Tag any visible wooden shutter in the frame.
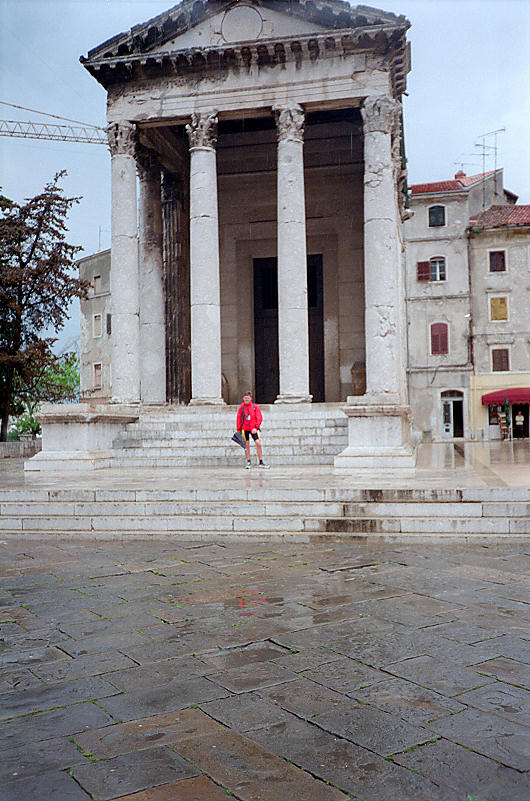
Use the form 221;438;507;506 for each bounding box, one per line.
489;251;506;272
431;323;448;354
492;349;509;371
417;261;430;281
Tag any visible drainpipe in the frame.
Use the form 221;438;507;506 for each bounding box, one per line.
403;218;411;404
466;226;477;438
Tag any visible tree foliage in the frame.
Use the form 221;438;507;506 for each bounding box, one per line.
0;172;88;440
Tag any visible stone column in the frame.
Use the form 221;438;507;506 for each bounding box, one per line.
362;95;406;401
185;111;224;405
335;96;415;469
107;121;140;404
137;147;166;404
273;103;312;403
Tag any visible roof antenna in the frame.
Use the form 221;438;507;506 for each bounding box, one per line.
474;127;506;208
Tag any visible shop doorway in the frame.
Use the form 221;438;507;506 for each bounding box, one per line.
253;255;324;403
441;390;464;438
513;404;529;438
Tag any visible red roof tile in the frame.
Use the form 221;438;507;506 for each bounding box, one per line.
410;170;498;195
469;204;530;228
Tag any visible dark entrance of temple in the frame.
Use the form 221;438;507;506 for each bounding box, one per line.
253;255;324;404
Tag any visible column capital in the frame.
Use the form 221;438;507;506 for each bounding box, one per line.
186;111;218;149
273;102;305;143
107;121;137;157
361;96;401;134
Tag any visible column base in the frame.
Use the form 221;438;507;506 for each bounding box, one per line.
188;397;226;406
275;394;313;404
334;399;417;469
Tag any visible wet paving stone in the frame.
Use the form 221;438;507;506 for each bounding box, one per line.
74;708;223;760
1;538;528;800
71;746;199;800
301;656;391;692
102;654;212;691
393;737;529;801
172;726;349;801
0;701;114;750
248;714;458;801
473;656;530;689
201;692;294;732
348;676;466;724
385;654;496;696
111;775;232;801
206;661;297;694
0;675;120;720
455;680;530;726
100;675;230;722
428;707;530;770
1;769;92;801
0;735;85;781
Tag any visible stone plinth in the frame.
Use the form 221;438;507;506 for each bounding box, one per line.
25;404;139;471
334;398;417;469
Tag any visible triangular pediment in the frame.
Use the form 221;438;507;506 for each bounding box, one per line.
86;1;408;60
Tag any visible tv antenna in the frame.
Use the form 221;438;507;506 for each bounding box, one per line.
474;127;506;207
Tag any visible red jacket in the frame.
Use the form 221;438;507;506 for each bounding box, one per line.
237;402;263;432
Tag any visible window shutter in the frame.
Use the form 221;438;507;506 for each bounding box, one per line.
492;349;509;372
489;251;506;272
431;323;448;355
417;261;430;281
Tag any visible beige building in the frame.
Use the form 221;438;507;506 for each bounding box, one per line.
78;250;111;400
405;170;514;440
30;1;418;470
468;204;530;440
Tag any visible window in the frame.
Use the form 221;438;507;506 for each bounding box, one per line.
489;251;506;272
93;363;102;388
489;295;508;321
417;258;446;282
430;323;449;355
93;275;102;294
430;257;446;281
428;205;445;227
488;405;501;425
93;314;102;338
491;348;509;372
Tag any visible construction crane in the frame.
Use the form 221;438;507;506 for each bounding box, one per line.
0;101;107;145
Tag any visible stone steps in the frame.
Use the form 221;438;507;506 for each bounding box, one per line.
2;488;527;540
110;404;349;467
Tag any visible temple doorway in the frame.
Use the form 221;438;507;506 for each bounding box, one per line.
253;255;324;403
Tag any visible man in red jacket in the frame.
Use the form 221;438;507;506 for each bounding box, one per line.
236;391;270;469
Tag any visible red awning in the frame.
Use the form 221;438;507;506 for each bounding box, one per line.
482;388;530;405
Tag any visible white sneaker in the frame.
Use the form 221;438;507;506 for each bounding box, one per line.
258;461;270;469
246;461;252;469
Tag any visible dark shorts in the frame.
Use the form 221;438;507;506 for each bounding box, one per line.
242;430;260;442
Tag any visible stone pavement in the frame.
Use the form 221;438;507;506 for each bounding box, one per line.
1;538;528;800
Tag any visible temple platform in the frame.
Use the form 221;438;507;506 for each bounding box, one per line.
2;441;528;542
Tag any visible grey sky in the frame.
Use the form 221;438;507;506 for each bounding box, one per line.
1;0;529;348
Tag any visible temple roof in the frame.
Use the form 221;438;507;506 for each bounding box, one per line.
81;1;410;94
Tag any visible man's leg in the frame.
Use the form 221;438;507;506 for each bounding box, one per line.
244;435;251;467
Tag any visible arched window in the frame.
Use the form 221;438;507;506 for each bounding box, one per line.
428;205;446;227
431;323;448;355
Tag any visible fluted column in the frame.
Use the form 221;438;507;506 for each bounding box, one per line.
107;121;140;403
137;147;166;404
186;111;224;405
273;103;311;403
361;95;406;402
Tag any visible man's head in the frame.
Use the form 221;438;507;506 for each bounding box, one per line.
242;391;252;404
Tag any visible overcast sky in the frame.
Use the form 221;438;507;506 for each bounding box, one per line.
1;0;529;348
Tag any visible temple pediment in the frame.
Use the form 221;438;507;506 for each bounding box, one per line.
84;1;408;60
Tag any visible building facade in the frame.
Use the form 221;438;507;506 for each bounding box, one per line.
468;205;530;440
405;170;513;440
41;0;415;471
78;250;112;400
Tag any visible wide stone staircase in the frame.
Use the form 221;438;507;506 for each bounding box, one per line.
110;404;349;467
2;486;527;541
